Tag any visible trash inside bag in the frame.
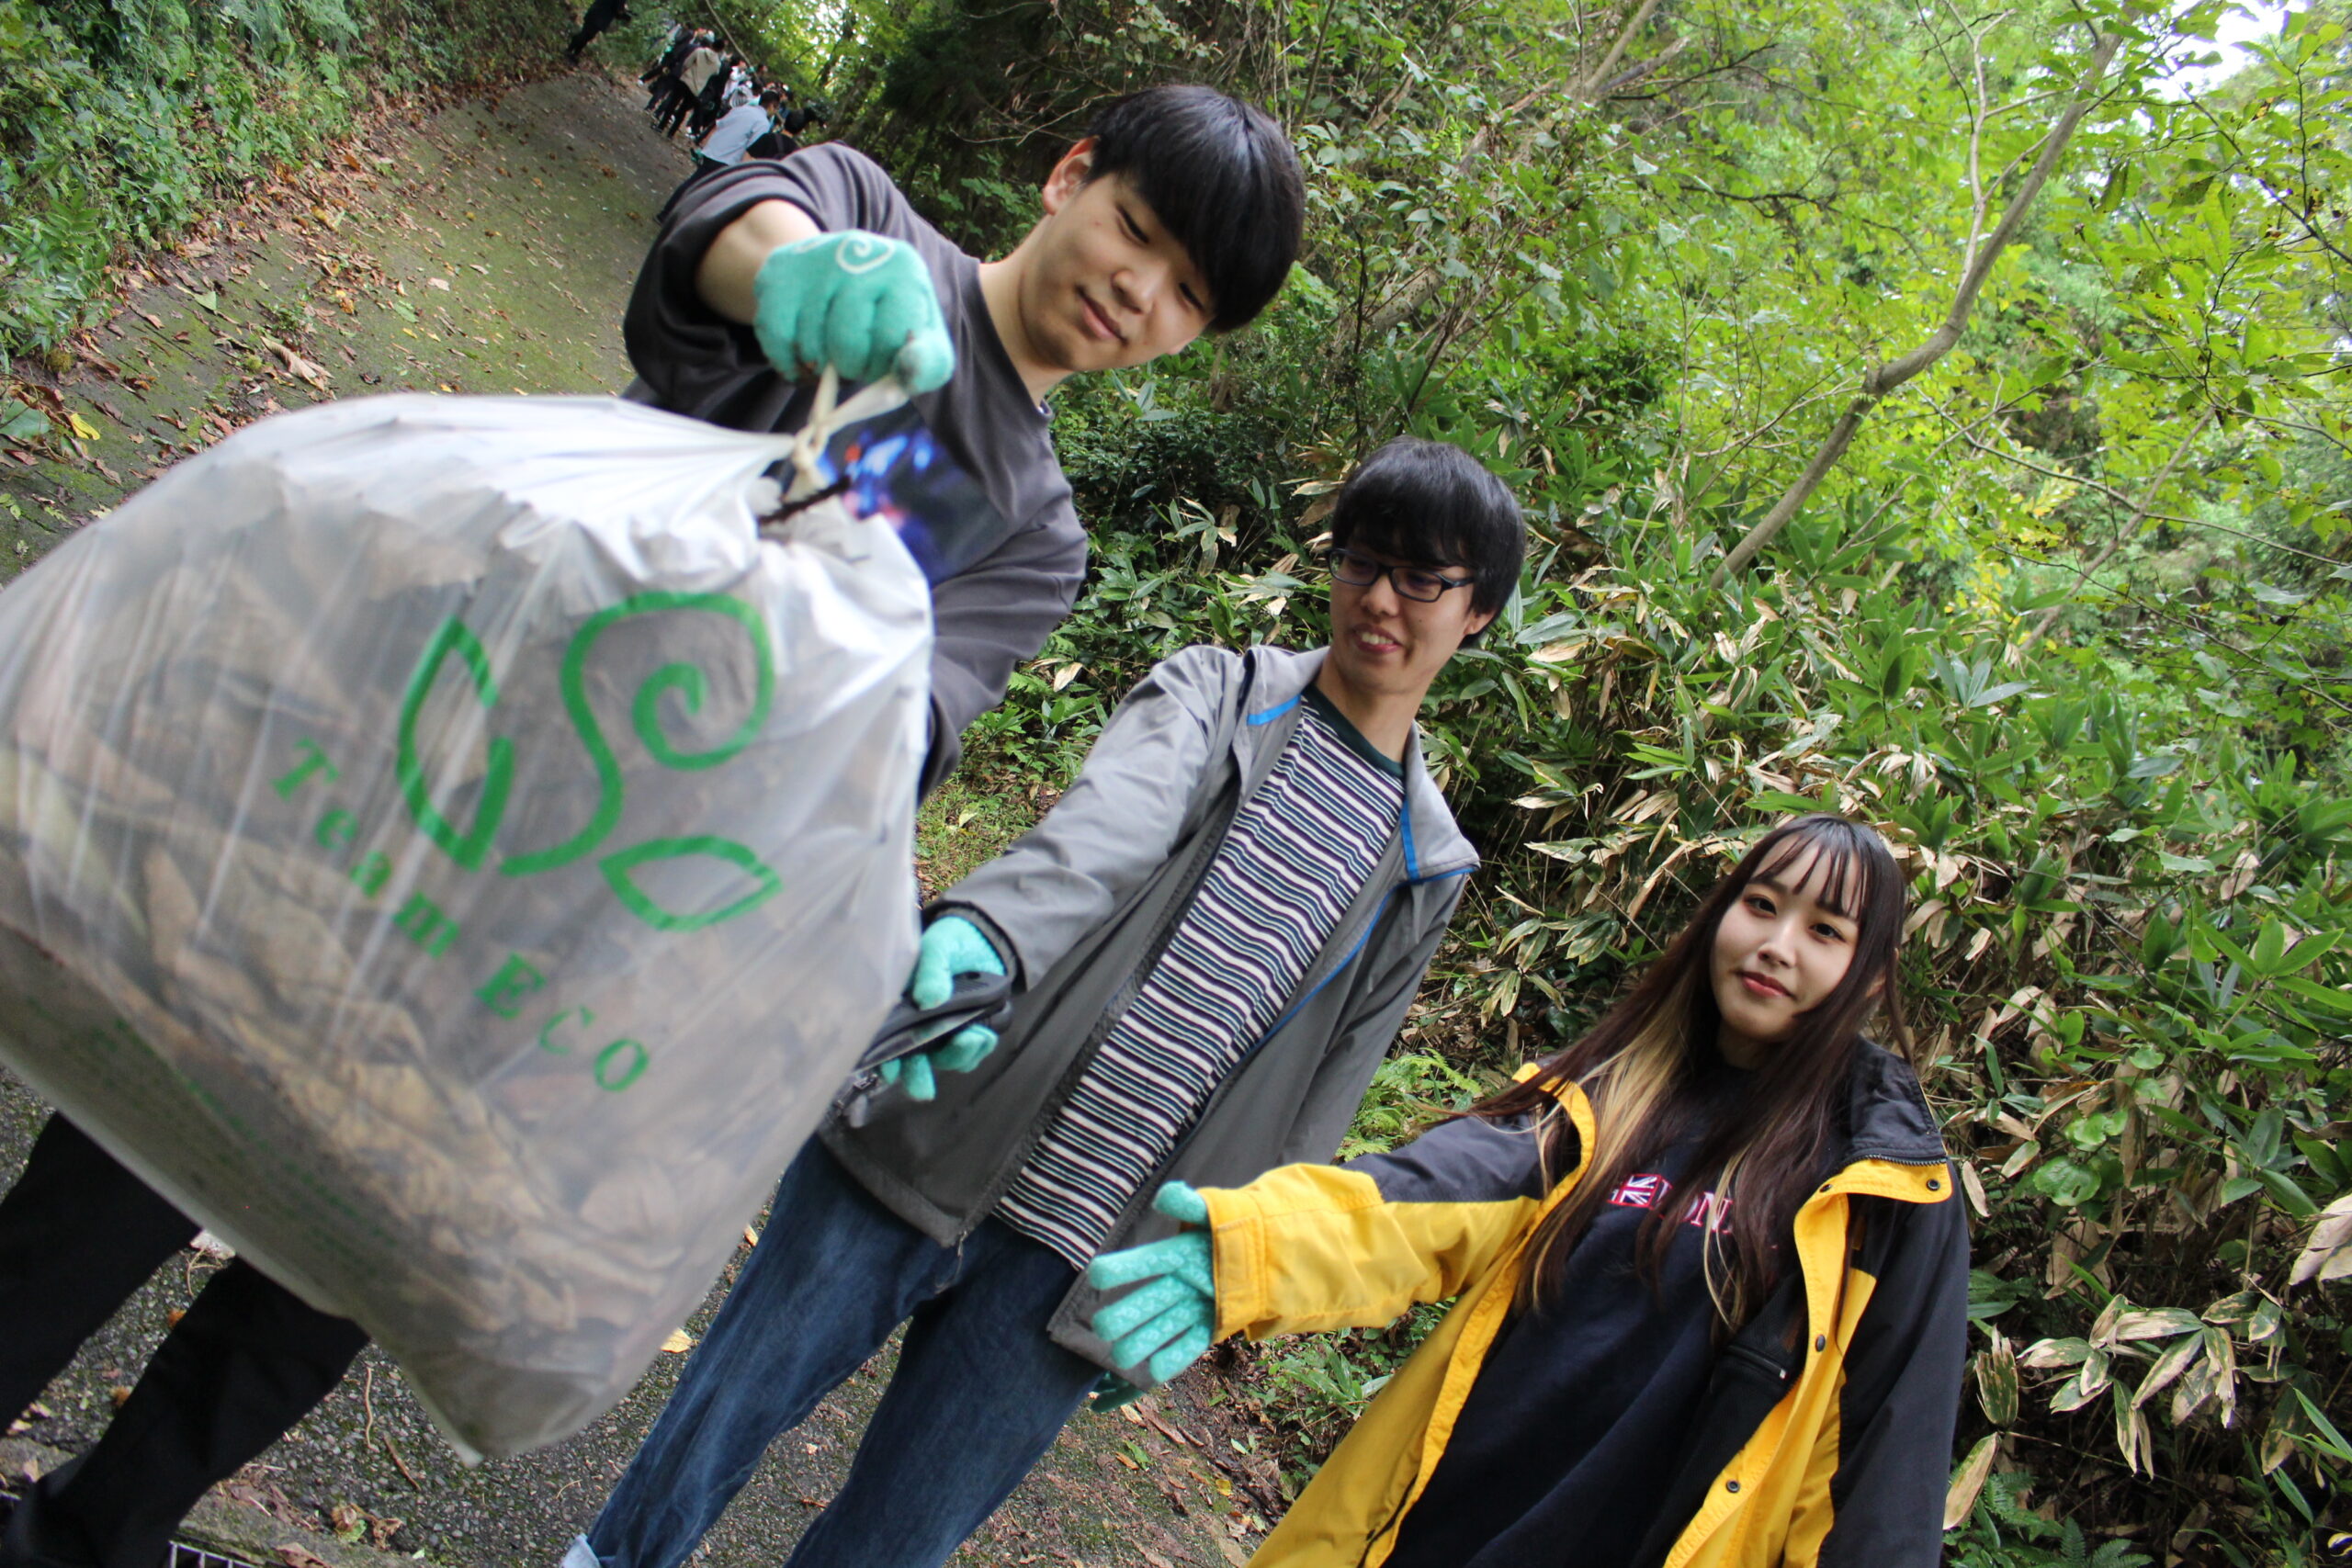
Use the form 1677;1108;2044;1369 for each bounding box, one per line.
0;382;930;1457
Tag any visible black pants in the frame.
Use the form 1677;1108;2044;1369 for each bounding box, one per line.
0;1116;368;1568
654;79;701;136
566;0;626;60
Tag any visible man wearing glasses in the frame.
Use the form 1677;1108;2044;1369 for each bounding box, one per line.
567;436;1522;1568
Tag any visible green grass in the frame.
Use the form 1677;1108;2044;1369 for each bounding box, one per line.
914;753;1047;897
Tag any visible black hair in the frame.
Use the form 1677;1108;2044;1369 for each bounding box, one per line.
1327;437;1525;629
1083;85;1304;333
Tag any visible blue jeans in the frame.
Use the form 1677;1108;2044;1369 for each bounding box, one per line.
579;1143;1101;1568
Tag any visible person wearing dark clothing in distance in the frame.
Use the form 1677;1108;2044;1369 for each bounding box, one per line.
643;25;695;108
565;0;631;62
656;37;720;136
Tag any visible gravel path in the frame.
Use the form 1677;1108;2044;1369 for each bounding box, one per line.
0;64;1252;1568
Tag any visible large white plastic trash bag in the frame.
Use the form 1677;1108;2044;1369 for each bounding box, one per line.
0;383;931;1456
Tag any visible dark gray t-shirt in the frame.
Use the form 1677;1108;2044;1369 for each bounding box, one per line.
622;144;1087;792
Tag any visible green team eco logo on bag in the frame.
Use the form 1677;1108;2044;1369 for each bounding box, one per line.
266;592;787;1094
395;592;785;931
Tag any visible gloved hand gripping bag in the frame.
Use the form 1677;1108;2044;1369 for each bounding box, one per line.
0;389;931;1458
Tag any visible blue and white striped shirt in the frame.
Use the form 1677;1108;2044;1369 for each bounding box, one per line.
996;688;1402;1268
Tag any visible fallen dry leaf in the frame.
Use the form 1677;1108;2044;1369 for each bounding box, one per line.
259;336;333;392
661;1328;695;1353
277;1548;333;1568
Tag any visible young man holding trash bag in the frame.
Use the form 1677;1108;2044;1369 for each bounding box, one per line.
0;85;1301;1568
625;81;1302;794
566;436;1525;1568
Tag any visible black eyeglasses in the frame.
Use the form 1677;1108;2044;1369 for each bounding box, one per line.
1327;547;1475;604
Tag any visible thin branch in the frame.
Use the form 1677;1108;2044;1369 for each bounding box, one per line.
2020;411;2211;649
1925;409;2345;567
1975;536;2352;720
1713;28;2125;582
1580;0;1667;96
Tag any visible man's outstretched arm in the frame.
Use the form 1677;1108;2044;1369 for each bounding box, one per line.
695;199;819;321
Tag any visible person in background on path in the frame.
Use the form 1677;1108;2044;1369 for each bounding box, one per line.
566;437;1521;1568
698;84;781;170
640;20;685;76
564;0;631;62
0;84;1303;1568
743;104;805;163
685;51;735;141
656;34;720;136
658;85;780;221
643;24;696;110
723;58;761;109
1087;814;1971;1568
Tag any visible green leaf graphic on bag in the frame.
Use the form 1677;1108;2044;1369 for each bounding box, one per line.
396;617;514;870
600;836;784;931
395;593;783;931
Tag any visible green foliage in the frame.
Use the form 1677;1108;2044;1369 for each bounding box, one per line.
0;0;577;363
1251;1303;1448;1483
1337;1049;1491;1161
1950;1468;2154;1568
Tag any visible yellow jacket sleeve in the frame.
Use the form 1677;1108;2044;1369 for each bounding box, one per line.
1201;1111;1560;1340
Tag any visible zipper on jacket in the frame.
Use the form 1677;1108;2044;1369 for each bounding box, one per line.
1721;1342;1793;1385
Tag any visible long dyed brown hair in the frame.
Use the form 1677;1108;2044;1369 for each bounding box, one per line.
1479;814;1911;1331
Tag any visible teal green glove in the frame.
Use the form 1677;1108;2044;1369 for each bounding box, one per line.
879;914;1006;1101
1087;1182;1216;1383
752;231;955;393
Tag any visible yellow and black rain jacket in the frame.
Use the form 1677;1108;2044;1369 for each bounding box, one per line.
1199;1042;1968;1568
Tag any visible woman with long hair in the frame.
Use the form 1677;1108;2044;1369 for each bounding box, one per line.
1086;814;1969;1566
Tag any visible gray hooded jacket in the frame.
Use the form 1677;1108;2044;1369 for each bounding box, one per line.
821;643;1477;1376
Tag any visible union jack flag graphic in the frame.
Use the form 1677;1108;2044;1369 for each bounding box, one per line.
1608;1173;1671;1209
1605;1172;1734;1234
